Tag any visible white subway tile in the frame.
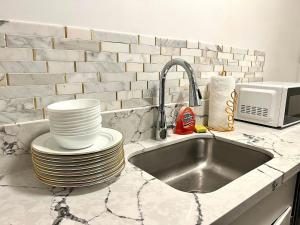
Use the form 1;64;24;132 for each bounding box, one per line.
257;56;265;62
56;83;82;95
101;42;129;53
239;61;251;67
151;55;171;64
191;64;213;72
130;44;160;54
0;85;55;99
0;33;5;47
241;66;249;72
54;38;99;51
84;82;130;93
131;81;147;90
205;51;218;58
199;42;222;51
76;62;125;73
0;48;33;61
48;61;74;73
35;49;84;61
231;47;248;55
181;48;202;56
248;66;263;72
0;109;43;124
118;53;150;63
0;61;47;73
218;52;233;60
101;101;121;111
139;35;155;46
66;73;98;83
224;65;241;72
137;72;159;81
156;37;186;48
0;73;7;85
0;20;65;37
76;92;116;102
92;30;138;44
214;65;224;72
35;95;74;109
86;51;117;62
231;72;245;78
8;73;65;85
234;54;244;60
195;57;210;64
66;26;91;40
172;55;194;64
117;90;142;100
122;98;153;109
201;72;219;78
101;72;136;82
228;60;239;66
144;63;176;72
245;55;256;61
161;47;180;56
187;40;198;49
6;34;52;48
126;63;143;72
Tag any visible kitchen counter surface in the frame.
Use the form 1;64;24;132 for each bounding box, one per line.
1;121;300;225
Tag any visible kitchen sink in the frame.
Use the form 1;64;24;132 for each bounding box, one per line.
129;138;273;193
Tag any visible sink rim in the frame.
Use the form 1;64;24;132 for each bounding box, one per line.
127;135;275;195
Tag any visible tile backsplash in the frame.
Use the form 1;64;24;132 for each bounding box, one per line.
0;19;265;156
0;20;265;126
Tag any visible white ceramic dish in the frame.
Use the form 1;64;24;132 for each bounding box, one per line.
48;109;100;119
47;99;100;113
51;126;101;137
32;128;123;155
53;131;99;149
50;125;101;135
50;117;102;128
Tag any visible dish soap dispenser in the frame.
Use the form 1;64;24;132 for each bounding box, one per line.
174;107;195;135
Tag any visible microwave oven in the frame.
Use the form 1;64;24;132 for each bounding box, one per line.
235;82;300;128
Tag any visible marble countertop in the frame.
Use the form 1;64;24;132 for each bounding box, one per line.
1;121;300;225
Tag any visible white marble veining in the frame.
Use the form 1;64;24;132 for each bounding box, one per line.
1;121;300;225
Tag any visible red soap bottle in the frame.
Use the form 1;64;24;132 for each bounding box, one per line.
174;107;196;135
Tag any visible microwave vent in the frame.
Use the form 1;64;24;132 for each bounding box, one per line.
240;104;269;118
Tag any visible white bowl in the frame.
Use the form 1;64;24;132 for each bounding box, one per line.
53;131;99;149
47;99;100;113
50;116;102;128
48;109;100;120
50;123;101;134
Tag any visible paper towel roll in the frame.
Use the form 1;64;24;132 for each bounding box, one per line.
208;76;236;131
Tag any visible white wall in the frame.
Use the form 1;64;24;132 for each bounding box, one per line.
1;0;300;81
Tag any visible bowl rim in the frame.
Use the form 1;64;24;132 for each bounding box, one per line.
47;99;100;112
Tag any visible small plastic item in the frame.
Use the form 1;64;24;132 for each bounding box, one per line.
174;107;196;135
194;124;207;133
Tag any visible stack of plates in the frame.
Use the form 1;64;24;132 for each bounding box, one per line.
47;99;102;149
31;128;124;187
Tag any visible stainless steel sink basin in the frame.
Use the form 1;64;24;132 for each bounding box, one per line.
129;138;272;193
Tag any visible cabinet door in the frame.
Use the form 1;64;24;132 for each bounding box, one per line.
273;207;292;225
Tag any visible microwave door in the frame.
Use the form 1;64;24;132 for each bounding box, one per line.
284;88;300;126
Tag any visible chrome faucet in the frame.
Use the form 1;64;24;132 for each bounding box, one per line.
156;59;202;140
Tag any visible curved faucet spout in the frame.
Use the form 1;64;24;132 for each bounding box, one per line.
156;59;202;140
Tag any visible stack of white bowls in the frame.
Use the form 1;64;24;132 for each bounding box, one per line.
47;99;101;149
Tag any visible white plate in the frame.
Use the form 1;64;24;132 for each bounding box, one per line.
32;128;123;155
